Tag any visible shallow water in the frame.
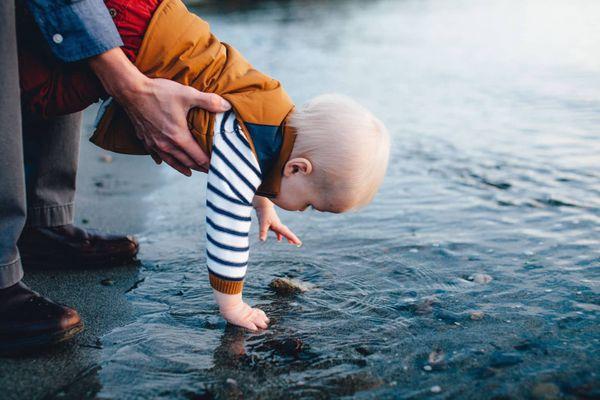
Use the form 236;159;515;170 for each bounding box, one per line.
93;1;599;398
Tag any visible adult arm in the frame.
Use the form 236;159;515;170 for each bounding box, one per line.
89;48;230;175
25;0;230;175
25;0;123;62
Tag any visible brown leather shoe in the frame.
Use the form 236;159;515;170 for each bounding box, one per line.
0;282;83;355
18;224;139;269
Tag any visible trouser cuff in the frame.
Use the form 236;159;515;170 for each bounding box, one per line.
26;203;74;228
0;258;24;289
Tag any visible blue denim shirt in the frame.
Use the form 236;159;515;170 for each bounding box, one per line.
26;0;123;62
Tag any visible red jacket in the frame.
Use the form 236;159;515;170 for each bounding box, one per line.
18;0;161;118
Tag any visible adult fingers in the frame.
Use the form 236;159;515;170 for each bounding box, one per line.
186;88;231;112
150;152;162;165
178;135;210;171
156;150;192;176
163;145;200;172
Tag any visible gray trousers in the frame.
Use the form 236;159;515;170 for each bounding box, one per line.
0;0;81;289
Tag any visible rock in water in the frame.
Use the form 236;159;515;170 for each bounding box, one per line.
428;348;446;366
269;277;313;295
531;382;561;400
100;278;114;286
468;273;493;284
470;311;485;320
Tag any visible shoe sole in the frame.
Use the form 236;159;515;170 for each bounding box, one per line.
0;321;84;356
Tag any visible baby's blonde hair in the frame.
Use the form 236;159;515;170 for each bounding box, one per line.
289;94;390;209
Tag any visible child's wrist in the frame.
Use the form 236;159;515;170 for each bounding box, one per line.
213;289;243;312
252;196;273;210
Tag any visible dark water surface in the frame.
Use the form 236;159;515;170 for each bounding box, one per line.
94;1;599;398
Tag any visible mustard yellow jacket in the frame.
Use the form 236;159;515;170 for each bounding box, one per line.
91;0;295;197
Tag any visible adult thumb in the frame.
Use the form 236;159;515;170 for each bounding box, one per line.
187;88;231;112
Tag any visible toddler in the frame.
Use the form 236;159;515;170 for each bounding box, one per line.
18;0;390;330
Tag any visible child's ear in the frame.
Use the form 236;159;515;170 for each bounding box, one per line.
283;158;313;176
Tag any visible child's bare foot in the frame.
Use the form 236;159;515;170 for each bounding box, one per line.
213;290;270;331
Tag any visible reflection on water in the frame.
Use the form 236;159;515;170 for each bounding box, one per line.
96;0;599;398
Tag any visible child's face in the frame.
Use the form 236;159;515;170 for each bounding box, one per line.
272;158;353;213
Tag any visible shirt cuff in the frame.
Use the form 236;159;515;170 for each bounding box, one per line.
27;0;124;62
208;270;245;295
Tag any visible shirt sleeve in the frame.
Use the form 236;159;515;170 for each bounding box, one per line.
206;111;263;295
25;0;123;62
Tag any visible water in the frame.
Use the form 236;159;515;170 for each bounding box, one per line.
93;1;599;398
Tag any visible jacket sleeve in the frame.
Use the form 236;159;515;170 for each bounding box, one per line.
205;111;263;295
25;0;123;62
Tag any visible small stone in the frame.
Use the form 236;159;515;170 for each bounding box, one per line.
423;365;432;371
225;378;237;386
99;154;113;163
94;181;104;188
468;273;493;284
430;385;442;393
100;279;114;286
269;277;313;295
411;297;439;315
223;378;242;398
355;345;374;356
264;338;305;357
531;382;561;400
409;248;419;253
428;349;445;366
81;218;89;224
470;311;485;320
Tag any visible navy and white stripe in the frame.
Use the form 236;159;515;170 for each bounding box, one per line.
206;111;262;283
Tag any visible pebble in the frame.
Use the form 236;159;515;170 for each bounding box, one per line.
269;277;313;295
100;278;114;286
265;338;304;357
430;385;442;393
468;273;493;284
428;349;445;366
423;365;432;371
411;297;439;315
470;311;485;320
81;218;89;224
531;382;561;400
99;154;113;163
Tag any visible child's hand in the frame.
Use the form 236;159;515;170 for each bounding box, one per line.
253;196;302;245
213;291;270;331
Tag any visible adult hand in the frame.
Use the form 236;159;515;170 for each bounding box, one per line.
89;48;231;176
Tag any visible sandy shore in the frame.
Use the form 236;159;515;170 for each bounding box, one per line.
0;108;160;400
